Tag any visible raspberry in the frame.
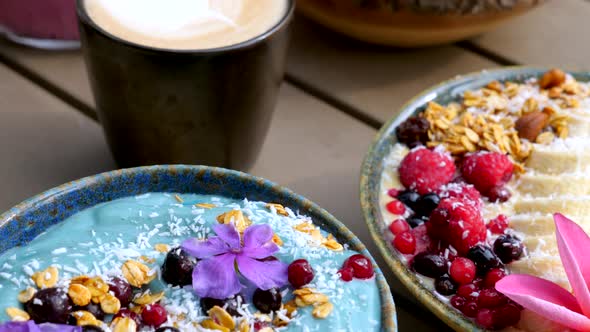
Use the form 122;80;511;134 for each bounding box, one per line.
393;231;416;254
461;152;514;195
389;219;410;235
449;257;476;285
437;183;482;208
427;197;486;255
487;214;509;234
399;148;456;195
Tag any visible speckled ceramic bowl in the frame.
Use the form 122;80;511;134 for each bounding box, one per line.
0;165;396;331
297;0;544;47
360;67;589;331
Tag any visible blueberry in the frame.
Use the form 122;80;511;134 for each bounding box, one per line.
200;294;244;317
487;186;512;203
26;287;72;324
162;247;197;286
407;216;426;228
414;193;440;217
395;116;430;147
467;245;504;276
155;328;181;332
73;302;105;321
411;252;448;278
252;288;282;314
435;274;457;296
108;277;132;307
494;235;524;264
82;326;104;332
397;190;421;210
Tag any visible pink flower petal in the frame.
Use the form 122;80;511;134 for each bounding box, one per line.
237;255;288;290
555;213;590;317
213;224;240;250
181;237;228;259
192;253;241;299
497;274;590;331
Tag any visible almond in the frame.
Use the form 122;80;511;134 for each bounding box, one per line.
539;68;566;89
515;111;549;141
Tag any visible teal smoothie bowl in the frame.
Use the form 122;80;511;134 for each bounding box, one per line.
360;67;587;332
0;165;396;331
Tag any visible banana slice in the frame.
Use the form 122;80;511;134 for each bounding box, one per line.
518;173;590;196
513;196;590;215
526;141;590;174
510;256;569;290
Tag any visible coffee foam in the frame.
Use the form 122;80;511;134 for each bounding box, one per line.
84;0;287;50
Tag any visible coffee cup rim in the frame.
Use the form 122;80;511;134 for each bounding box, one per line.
76;0;295;54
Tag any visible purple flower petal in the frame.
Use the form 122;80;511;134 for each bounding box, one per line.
192;253;241;299
213;224;240;250
237;255;288;290
242;242;279;259
243;224;274;249
0;322;81;332
181;237;228;259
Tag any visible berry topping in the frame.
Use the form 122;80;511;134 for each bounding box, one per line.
438;183;482;208
73;302;105;321
407;216;426;228
493;234;524;264
399;148;456;195
108;277;133;307
494;302;522;329
413;193;440;218
26;287;72;324
483;268;506;287
434;275;457;295
461;152;514;196
200;294;245;317
387;188;400;198
449;257;476;285
161;247;197;287
253;321;272;331
288;259;315;288
385;199;406;215
113;308;141;326
389;219;410;235
142;303;168;327
396;190;421;210
82;326;104;332
343;254;375;279
457;283;479;299
393;231;416;254
450;295;466;310
467;245;504;276
427;197;486;255
252;288;282;314
338;267;354;282
461;301;479;318
411;252;448;278
476;308;495;329
155;328;181;332
478;288;508;308
487;186;512;203
395;116;430;147
487;214;509;234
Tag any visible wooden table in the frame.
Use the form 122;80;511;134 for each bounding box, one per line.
0;1;581;330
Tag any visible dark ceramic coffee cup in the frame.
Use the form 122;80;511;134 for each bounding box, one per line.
76;1;294;169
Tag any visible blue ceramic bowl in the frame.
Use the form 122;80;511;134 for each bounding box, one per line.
0;165;396;331
360;67;581;331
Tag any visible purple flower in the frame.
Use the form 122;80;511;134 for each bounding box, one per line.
0;321;81;332
182;223;288;299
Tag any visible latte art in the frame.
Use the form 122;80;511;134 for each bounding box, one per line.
84;0;288;50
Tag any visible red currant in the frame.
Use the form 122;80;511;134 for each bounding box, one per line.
386;200;406;215
288;259;315;288
389;219;410;235
457;283;479;299
387;188;400;198
478;288;508;308
494;303;522;329
393;231;416;254
142;303;168;327
487;214;509;234
338;267;354;282
450;295;466;310
484;268;506;287
449;257;476;285
461;301;479;318
343;254;374;279
476;308;495;329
